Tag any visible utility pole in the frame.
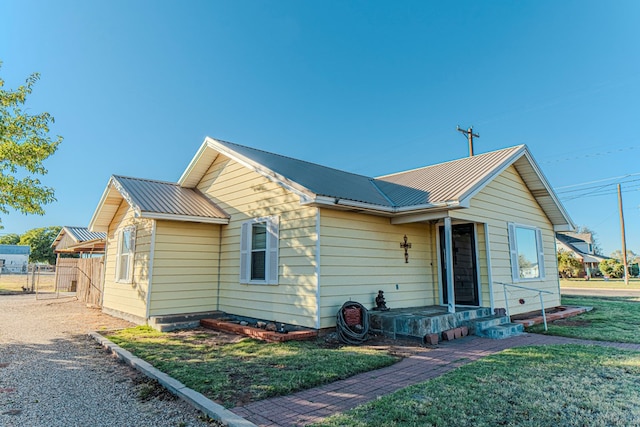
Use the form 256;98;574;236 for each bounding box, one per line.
618;183;629;285
457;126;479;157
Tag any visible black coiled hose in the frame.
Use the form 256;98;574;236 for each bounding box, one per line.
336;301;369;345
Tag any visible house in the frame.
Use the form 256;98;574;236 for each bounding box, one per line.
88;137;574;330
0;245;30;274
556;232;607;277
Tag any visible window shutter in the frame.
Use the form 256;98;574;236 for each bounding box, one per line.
536;228;545;279
507;223;519;281
267;216;279;284
239;221;250;283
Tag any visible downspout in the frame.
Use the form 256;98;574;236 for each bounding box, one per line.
484;223;495;314
145;220;157;321
315;208;321;330
216;225;223;311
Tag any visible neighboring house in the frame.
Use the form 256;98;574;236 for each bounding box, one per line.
51;226;107;303
0;245;30;274
89;137;574;329
556;232;607;277
52;226;106;257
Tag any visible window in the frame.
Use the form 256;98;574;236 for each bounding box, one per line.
240;216;279;284
508;223;545;281
116;226;136;283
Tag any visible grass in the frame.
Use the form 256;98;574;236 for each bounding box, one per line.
106;326;398;407
560;277;640;289
527;295;640;343
313;345;640;427
0;273;55;293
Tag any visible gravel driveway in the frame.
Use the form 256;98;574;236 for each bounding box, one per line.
0;294;212;427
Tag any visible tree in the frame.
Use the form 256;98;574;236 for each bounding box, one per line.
0;62;62;227
599;258;625;279
18;226;61;264
557;250;582;278
0;233;20;244
610;249;638;264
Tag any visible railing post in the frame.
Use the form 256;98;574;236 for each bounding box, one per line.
539;292;548;331
503;284;510;320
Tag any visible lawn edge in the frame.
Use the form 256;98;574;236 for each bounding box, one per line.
89;331;257;427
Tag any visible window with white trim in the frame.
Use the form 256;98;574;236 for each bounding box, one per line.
240;216;279;284
116;226;136;283
508;223;545;281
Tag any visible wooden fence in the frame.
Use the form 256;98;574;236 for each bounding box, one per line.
55;257;104;306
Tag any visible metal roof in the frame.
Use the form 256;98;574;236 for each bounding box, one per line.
65;227;105;242
89;176;230;232
0;245;30;255
177;137;574;229
200;139;393;207
376;146;524;206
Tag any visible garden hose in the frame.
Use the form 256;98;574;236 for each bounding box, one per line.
336;301;369;345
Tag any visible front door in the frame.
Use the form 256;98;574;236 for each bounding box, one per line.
439;223;479;306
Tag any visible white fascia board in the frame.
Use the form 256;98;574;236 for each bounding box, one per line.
521;150;576;230
88;178;119;232
205;137;316;201
140;211;230;225
307;196;459;219
554;224;575;232
177;140;211;187
391;210;451;225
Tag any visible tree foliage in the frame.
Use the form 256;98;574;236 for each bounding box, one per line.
0;62;62;227
610;249;638;264
0;233;20;244
18;226;61;264
599;258;625;279
557;250;583;278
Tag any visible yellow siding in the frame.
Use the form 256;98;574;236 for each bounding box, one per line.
148;220;220;316
102;201;152;322
319;209;434;328
197;155;319;328
451;165;561;315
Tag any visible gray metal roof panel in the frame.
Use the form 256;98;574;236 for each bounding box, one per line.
376;146;524;206
0;245;30;255
65;226;106;242
213;139;394;207
114;176;229;219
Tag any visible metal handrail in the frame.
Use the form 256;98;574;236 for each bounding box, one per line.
494;282;555;331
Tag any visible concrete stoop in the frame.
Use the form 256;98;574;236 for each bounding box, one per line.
471;314;524;338
148;311;225;332
369;306;493;341
368;306;525;341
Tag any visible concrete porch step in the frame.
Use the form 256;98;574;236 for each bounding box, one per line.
478;322;524;339
368;306;492;340
149;311;225;332
471;315;509;332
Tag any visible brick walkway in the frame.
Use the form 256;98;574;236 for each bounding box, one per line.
231;333;640;426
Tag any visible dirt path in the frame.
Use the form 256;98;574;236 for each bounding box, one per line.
0;294;211;427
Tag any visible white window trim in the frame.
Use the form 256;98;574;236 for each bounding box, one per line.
240;216;279;285
508;222;545;282
115;225;136;284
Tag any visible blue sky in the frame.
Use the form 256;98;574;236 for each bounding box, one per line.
1;0;639;256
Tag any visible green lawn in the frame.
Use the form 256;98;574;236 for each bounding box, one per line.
313;345;640;427
560;278;640;289
106;326;398;407
527;295;640;343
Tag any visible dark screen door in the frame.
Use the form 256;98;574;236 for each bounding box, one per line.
440;223;479;306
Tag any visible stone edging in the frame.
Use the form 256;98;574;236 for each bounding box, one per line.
89;332;257;427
